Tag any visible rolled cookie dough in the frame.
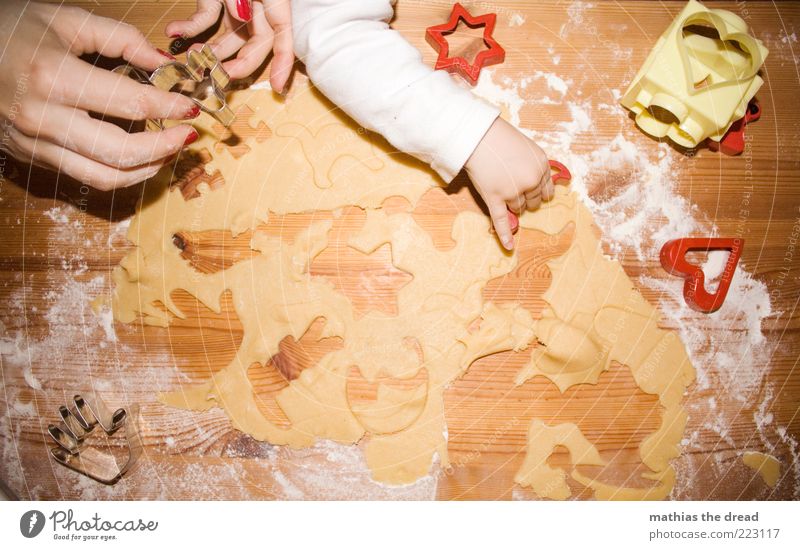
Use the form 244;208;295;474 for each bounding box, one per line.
112;82;695;496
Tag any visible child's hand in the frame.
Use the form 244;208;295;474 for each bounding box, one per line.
166;0;293;91
465;117;553;250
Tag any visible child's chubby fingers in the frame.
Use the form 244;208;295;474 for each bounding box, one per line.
526;192;543;211
524;184;543;209
165;0;224;38
506;193;526;215
487;199;515;251
541;178;556;202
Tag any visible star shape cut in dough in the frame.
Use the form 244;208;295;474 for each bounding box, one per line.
310;243;413;318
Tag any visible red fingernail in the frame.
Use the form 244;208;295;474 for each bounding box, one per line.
183;105;201;119
508;211;519;234
157;48;176;61
169;32;183;39
184;129;199;146
237;0;252;21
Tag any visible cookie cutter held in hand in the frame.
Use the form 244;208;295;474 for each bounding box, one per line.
48;395;142;484
113;44;234;130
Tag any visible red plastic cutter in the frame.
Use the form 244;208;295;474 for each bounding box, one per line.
425;3;505;86
707;100;761;156
507;160;573;234
659;237;744;313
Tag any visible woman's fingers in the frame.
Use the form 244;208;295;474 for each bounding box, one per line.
224;0;253;23
223;2;273;80
263;0;294;92
165;0;224;38
59;57;198;121
487;199;515;250
205;28;249;61
38;105;196;169
62;8;173;71
9;126;166;190
179;1;294;87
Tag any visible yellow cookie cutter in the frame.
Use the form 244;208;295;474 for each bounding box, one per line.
620;0;768;148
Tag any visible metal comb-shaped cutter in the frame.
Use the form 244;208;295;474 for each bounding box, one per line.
48;395;142;484
113;44;235;130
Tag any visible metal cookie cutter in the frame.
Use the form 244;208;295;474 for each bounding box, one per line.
48;395;142;484
659;237;744;313
113;44;235;131
425;3;505;86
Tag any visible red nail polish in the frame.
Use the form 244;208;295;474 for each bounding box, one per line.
169;32;183;39
157;48;176;61
184;129;199;146
184;105;201;119
237;0;252;21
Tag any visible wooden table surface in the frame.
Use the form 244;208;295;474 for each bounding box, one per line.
1;0;799;500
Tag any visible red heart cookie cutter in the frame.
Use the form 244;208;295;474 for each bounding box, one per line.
425;3;505;86
659;237;744;313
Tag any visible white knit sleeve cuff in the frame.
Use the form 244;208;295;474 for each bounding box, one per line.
429;97;500;183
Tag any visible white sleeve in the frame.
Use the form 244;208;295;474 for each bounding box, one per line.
291;0;500;183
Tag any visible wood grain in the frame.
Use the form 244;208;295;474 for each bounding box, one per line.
1;1;798;500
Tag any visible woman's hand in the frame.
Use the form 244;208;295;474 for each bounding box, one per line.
0;1;201;190
166;0;293;92
465;118;554;250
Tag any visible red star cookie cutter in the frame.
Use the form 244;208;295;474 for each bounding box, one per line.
425;3;506;86
707;100;761;156
507;160;573;234
659;237;744;313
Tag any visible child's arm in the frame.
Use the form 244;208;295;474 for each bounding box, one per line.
293;0;498;184
293;0;552;249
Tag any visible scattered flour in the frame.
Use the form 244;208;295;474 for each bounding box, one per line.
4;8;795;497
473;59;793;498
270;440;438;500
508;13;526;27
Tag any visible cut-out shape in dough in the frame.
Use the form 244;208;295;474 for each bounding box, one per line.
511;185;695;500
212;104;272;158
276;122;385;189
113;79;696;496
311;243;414;318
514;419;605;500
350;380;428;435
742;451;780;488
